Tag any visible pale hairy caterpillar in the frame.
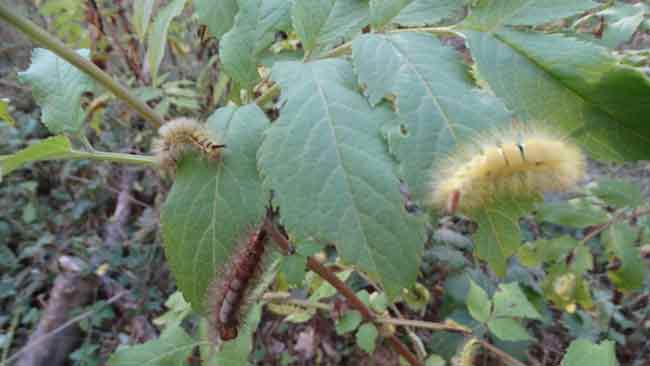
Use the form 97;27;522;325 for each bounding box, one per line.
452;337;481;366
207;228;268;342
430;126;585;213
152;118;225;170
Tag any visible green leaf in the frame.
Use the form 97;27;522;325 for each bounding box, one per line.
604;222;646;292
194;0;238;38
336;310;363;335
1;136;73;178
296;241;323;257
466;279;491;323
393;0;465;26
425;354;446;366
258;59;425;300
562;339;617;366
571;245;593;275
369;0;412;28
214;303;263;365
598;3;648;49
518;236;580;267
291;0;368;53
464;30;650;161
588;179;643;208
161;104;268;311
0;99;16;126
473;196;537;277
19;49;95;134
132;0;156;41
279;254;307;286
492;283;541;320
356;323;378;353
352;33;511;203
220;0;291;88
153;291;192;328
462;0;599;32
369;292;388;313
147;0;187;86
309;269;353;301
107;323;194;366
487;318;532;342
536;200;609;228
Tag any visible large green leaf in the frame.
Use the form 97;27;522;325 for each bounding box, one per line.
291;0;368;53
562;339;617;366
147;0;187;86
473;195;537;277
352;33;511;203
258;59;425;299
369;0;412;28
487;317;532;342
220;0;291;88
19;49;95;134
462;0;598;32
597;2;648;49
604;222;646;292
393;0;466;26
1;136;73;178
194;0;238;38
466;279;491;323
107;323;195;366
536;200;609;228
492;283;541;319
161;104;268;311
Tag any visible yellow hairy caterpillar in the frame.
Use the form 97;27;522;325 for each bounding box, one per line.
152;118;225;170
430;126;585;213
452;337;481;366
207;228;268;342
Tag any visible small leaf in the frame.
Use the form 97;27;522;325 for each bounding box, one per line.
536;200;609;228
1;136;73;178
425;354;446;366
161;104;267;310
292;0;368;53
220;0;291;88
194;0;238;38
309;269;353;302
473;195;538;277
369;292;388;313
0;99;16;126
604;222;646;292
598;3;648;49
570;246;593;275
296;241;323;257
279;255;307;286
562;339;617;366
19;49;95;134
466;279;491;323
356;323;378;354
492;283;541;320
589;179;643;208
107;323;194;366
147;0;187;86
336;310;363;335
487;318;532;342
132;0;156;41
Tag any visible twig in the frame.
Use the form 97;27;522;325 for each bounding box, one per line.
5;292;127;365
0;5;164;128
263;218;422;366
376;317;471;334
580;207;650;245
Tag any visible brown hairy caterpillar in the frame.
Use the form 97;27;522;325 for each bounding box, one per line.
207;228;268;342
152;118;225;170
452;337;481;366
430;125;585;213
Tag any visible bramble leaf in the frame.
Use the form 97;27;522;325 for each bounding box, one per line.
487;318;532;342
536;200;609;228
352;33;511;203
194;0;238;38
258;59;425;300
604;222;646;292
161;104;268;310
19;48;95;134
107;323;194;366
292;0;368;54
466;279;491;323
562;339;617;366
220;0;291;88
492;283;541;320
1;136;73;178
393;0;465;26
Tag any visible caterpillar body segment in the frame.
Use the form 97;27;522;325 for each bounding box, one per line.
152;118;225;171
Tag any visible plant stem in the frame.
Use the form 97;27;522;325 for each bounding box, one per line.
262;292;332;311
263;218;422;366
66;150;156;166
579;207;650;246
0;5;164;128
376;317;471;334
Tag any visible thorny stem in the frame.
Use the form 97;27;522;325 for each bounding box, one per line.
263;218;423;366
0;4;164;128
